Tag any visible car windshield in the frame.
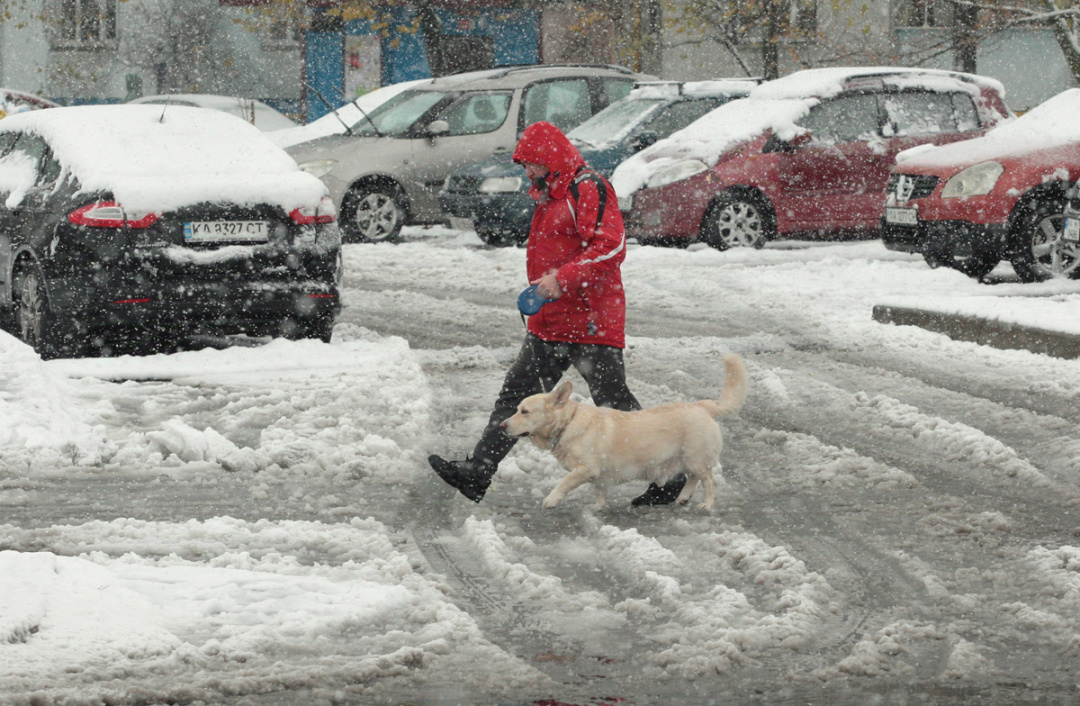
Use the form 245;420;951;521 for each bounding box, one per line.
569;99;665;147
350;90;449;136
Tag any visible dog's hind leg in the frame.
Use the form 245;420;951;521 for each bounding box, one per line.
683;467;716;511
543;468;595;509
675;473;700;507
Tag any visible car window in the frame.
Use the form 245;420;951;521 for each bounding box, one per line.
799;93;881;144
351;90;449;136
0;133;44;203
883;91;970;136
951;93;980;131
436;92;511;136
644;98;727;140
522;79;591;132
569;98;664;147
601;78;634;108
0;131;19;156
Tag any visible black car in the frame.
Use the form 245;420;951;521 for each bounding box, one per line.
0;104;342;358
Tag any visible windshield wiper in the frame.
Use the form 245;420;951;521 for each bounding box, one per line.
304;83;384;138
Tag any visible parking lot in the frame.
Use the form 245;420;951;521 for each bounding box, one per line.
3;229;1080;704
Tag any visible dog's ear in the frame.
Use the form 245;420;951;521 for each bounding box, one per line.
552;380;573;406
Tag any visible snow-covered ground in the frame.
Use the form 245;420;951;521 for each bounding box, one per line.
2;228;1079;705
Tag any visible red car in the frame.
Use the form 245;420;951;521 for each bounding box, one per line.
612;67;1011;249
882;88;1080;281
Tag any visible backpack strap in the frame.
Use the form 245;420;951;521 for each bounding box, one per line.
568;169;608;235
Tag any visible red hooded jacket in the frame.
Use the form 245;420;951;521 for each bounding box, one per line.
512;121;628;348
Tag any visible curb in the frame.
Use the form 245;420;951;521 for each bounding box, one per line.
872;305;1080;360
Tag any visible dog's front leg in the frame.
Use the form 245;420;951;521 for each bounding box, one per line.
543;468;594;509
589;483;608;511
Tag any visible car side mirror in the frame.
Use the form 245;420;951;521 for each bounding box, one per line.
427;120;450;136
632;131;659;151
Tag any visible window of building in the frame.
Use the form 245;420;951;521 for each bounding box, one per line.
897;0;953;27
51;0;117;50
263;8;304;50
791;0;817;36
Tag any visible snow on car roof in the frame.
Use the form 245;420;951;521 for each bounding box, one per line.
897;87;1080;168
611;67;1009;199
629;79;758;100
749;66;1003;101
0;104;327;213
611;96;812;198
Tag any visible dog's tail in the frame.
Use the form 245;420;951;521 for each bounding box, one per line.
698;353;748;418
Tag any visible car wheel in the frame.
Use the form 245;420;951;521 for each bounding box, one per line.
280;316;334;343
342;185;405;244
702;192;773;250
477;228;513;247
1008;193;1078;282
303;316;335;343
14;268;67;359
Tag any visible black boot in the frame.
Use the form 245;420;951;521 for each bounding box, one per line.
631;474;687;506
429;455;493;503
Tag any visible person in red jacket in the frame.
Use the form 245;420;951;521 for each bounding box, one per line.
428;121;685;506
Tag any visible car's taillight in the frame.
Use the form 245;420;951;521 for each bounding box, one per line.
290;196;337;225
68;201;159;229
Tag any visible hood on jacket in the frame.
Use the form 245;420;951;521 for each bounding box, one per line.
513;121;585;176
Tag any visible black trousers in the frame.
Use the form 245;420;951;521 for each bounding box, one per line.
471;333;640;471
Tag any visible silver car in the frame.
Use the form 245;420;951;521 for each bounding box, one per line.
287;64;651;243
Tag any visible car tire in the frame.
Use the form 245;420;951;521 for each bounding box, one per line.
701;192;774;250
303;316;335;343
14;267;72;359
1007;192;1079;282
341;185;405;244
477;228;513;247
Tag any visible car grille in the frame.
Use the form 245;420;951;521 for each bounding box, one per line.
445;174;484;193
888;173;939;202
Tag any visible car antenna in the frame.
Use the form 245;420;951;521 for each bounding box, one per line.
304;82;384;138
158;95;174;123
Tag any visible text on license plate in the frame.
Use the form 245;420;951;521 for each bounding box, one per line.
1065;218;1080;243
184;221;269;243
885;207;918;226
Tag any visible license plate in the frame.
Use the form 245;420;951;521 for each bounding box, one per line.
184;221;269;243
885;207;918;226
449;217;474;231
1065;217;1080;242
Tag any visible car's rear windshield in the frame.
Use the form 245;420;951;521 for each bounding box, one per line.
351;90;450;136
569;99;665;148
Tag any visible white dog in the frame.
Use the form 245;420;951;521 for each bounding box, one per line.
500;353;748;510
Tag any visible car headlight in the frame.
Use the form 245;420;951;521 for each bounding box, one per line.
941;161;1004;198
478;176;524;193
297;159;339;178
644;159;709;190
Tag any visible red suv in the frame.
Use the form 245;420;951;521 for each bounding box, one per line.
883;88;1080;281
612;67;1012;249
